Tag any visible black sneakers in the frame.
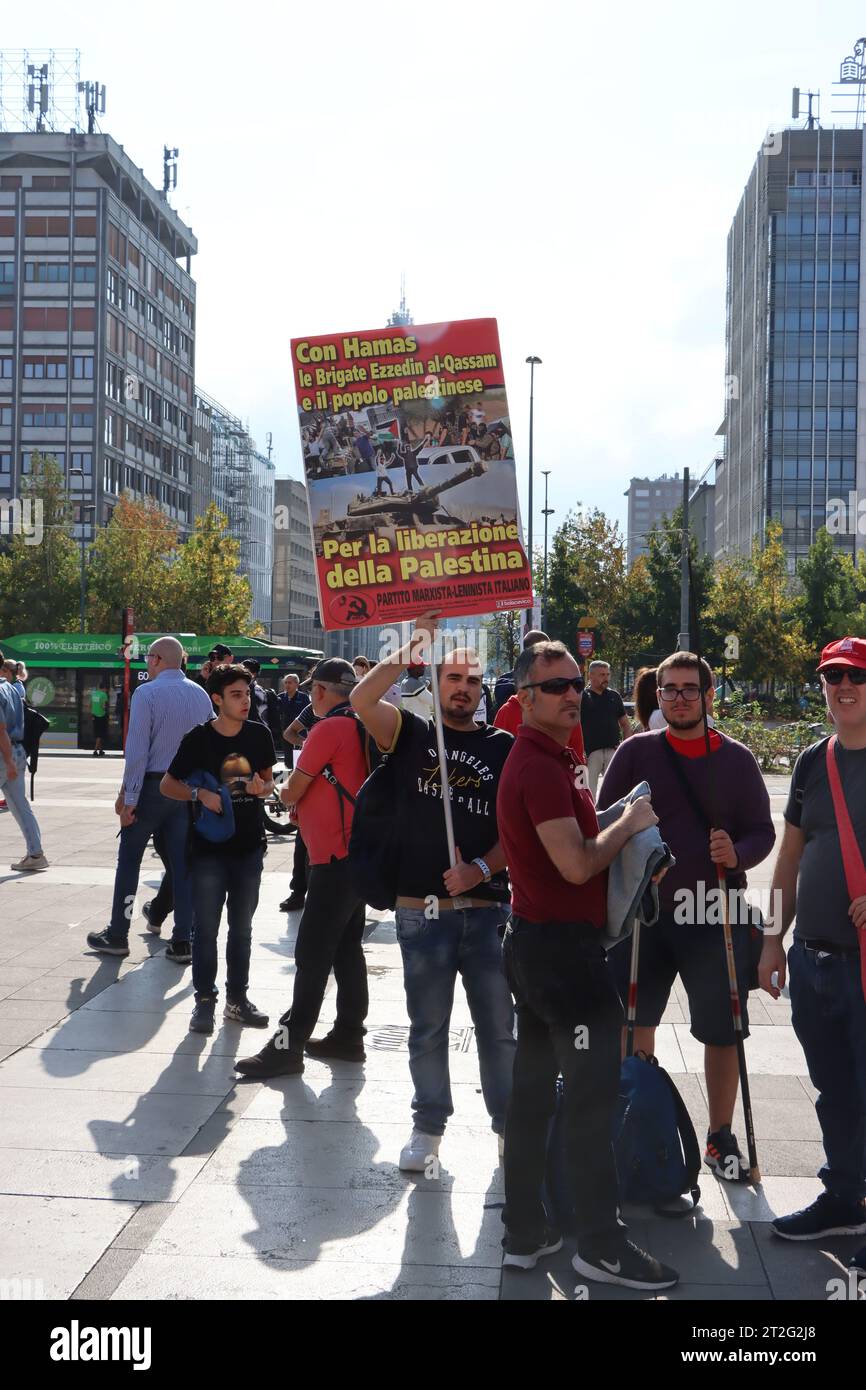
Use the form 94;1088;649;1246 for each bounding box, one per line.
279;894;305;913
502;1227;563;1271
224;998;270;1027
189;998;216;1034
305;1032;366;1062
705;1125;750;1183
235;1030;304;1077
142;901;162;936
772;1193;866;1240
86;929;129;957
165;940;192;964
572;1233;679;1290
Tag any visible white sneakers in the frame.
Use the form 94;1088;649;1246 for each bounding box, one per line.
399;1130;441;1172
398;1130;505;1171
11;852;49;872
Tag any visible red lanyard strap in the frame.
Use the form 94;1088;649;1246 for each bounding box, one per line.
825;736;866;900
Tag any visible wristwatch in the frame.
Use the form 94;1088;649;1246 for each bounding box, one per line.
472;856;492;883
188;786;199;802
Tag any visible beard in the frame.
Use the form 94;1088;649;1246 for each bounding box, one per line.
443;698;477;725
667;708;705;731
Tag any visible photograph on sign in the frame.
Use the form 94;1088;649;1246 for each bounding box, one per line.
291;318;532;628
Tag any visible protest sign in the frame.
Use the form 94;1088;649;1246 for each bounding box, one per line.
291;317;532;629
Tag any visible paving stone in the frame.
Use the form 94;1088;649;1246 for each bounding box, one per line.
0;1020;53;1046
109;1201;174;1250
0;1147;213;1202
111;1253;501;1301
197;1117;504;1195
0;1194;138;1299
749;1221;864;1300
0;999;69;1022
148;1183;504;1266
0;1084;223;1155
70;1247;142;1300
0;1044;242;1096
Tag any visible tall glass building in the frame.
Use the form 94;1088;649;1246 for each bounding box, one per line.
717;127;863;568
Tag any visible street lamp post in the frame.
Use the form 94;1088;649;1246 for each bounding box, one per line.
541;469;554;631
525;355;542;620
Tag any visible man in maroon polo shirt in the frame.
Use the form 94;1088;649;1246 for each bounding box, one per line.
497;640;679;1290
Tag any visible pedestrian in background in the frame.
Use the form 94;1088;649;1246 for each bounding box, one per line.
580;660;633;797
0;646;47;870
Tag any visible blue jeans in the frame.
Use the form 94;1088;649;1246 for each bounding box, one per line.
789;938;866;1203
0;744;42;858
191;846;264;1001
108;779;192;944
395;903;515;1136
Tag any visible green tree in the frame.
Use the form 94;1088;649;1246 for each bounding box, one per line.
86;494;180;633
635;507;717;660
483;609;521;672
707;521;811;689
0;452;80;633
169;503;258;635
796;528;859;653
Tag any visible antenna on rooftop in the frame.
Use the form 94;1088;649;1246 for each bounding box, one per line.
792;86;820;129
163;145;178;196
77;80;106;134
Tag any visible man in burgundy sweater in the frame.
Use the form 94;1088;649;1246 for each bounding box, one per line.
598;651;775;1184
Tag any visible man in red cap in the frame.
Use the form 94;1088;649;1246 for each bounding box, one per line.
761;638;866;1275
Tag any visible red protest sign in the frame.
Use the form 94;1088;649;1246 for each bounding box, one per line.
291;318;532;629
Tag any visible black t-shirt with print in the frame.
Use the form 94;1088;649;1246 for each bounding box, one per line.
785;736;866;947
168;719;275;856
390;710;513;902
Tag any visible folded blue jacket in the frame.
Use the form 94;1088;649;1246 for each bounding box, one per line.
596;780;675;949
184;769;235;843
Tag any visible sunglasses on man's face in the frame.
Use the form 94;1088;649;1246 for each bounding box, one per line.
523;676;585;695
822;666;866;685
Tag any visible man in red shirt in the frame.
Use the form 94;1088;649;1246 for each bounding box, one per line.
497;639;678;1290
236;658;369;1078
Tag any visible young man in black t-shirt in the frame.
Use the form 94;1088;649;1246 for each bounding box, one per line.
162;665;275;1035
761;638;866;1267
352;613;516;1172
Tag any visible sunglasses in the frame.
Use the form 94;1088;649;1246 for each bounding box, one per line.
523;676;585;695
821;666;866;685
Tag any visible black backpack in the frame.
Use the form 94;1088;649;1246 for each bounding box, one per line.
346;748;400;909
22;702;50;799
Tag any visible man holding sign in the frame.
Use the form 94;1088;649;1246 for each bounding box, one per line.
351;613;516;1172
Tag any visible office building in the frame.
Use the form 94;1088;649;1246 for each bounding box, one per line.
272;477;319;651
624;473;682;567
717;126;862;568
0;130;197;542
194;389;275;629
689;475;716;559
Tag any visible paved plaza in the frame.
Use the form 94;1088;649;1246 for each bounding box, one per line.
0;757;861;1302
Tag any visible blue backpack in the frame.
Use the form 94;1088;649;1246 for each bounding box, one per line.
545;1055;701;1231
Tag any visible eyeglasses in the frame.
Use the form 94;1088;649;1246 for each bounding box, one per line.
522;677;585;695
658;684;703;702
822;666;866;685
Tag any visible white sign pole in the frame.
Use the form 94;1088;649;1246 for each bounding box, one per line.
428;661;457;868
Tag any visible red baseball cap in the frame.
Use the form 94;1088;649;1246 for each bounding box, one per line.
817;637;866;672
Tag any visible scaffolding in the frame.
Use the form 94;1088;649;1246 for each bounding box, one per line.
0;49;83;133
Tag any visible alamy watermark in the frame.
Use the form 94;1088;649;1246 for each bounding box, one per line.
379;624;489;670
0;497;43;545
673;884;782;930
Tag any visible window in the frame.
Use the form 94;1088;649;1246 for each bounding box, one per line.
0;404;11;425
0;261;14;283
0;358;12;378
31;175;70;191
73;264;96;283
0;452;10;477
23;357;67;379
72;307;96;331
22;405;66;427
69;452;93;491
106;268;124;307
73;355;94;379
25;262;69;282
104;411;118;446
105;361;122;402
72;408;95;428
24;216;67;237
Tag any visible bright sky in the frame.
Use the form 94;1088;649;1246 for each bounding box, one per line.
5;3;866;542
